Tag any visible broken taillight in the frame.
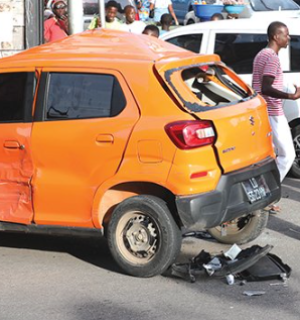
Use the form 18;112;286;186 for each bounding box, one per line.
165;120;215;150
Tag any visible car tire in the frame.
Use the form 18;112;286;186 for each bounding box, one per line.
107;195;182;277
207;211;268;245
290;125;300;178
186;19;195;25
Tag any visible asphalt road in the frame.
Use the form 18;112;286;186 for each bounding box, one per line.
0;177;299;320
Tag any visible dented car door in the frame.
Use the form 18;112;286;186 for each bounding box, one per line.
0;71;35;224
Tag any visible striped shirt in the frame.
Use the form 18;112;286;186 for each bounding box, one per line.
252;48;284;116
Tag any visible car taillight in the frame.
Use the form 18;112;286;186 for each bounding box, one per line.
165;120;215;149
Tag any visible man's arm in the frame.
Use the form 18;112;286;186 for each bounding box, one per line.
262;75;300;100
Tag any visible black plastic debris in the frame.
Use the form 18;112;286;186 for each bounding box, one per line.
170;244;291;284
182;231;215;241
238;250;291;282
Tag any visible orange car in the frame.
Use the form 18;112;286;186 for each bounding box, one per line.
0;29;280;277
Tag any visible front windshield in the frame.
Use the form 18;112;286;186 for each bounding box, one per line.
250;0;300;11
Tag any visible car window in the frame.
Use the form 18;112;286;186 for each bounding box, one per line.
214;33;268;74
290;36;300;72
0;72;34;122
180;65;249;108
165;34;203;54
45;73;126;120
249;0;299;11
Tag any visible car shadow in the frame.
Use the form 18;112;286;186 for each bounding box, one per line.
280;179;300;203
0;232;125;275
268;215;300;241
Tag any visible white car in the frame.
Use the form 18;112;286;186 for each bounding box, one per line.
160;18;300;177
183;0;300;25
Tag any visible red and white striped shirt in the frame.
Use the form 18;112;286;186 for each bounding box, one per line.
252;48;284;116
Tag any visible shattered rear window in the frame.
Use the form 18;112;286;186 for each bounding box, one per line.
165;63;254;112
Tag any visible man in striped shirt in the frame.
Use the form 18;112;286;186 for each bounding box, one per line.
253;21;300;213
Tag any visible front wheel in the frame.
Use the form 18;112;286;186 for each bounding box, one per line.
290;125;300;178
208;211;269;245
107;195;182;277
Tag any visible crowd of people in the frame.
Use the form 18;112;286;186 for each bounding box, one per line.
43;0;178;43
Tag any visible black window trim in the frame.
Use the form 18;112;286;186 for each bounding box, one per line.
0;72;35;124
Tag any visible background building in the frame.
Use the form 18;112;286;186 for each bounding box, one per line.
0;0;44;58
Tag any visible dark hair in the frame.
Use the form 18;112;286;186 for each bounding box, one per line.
106;0;119;9
210;13;223;20
267;21;287;40
124;5;135;12
161;13;172;25
143;25;160;37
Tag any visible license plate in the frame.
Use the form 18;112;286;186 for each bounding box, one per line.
242;176;270;204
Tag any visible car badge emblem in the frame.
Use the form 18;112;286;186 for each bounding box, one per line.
249;116;255;126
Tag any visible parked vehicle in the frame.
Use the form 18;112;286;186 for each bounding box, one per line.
0;29;280;277
161;18;300;178
180;0;300;25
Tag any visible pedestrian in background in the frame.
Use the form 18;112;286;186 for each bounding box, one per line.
142;24;159;37
252;21;300;213
159;13;172;35
123;5;146;34
44;0;69;43
210;13;224;21
149;0;178;25
104;0;124;30
135;0;151;22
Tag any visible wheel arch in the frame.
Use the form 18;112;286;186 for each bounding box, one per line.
93;182;182;232
289;118;300;129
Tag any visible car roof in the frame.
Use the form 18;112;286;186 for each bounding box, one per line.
1;29;195;68
161;18;300;40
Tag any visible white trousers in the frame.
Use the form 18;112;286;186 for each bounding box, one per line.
269;115;295;182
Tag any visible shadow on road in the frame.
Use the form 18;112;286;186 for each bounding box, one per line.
0;232;124;275
267;215;300;241
281;179;300;203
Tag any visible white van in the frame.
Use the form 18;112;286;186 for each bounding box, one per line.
183;0;300;25
160;18;300;177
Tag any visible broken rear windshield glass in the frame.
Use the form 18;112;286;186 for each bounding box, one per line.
165;64;253;112
249;0;299;11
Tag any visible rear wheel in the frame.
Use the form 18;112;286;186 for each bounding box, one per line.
107;195;182;277
290;125;300;178
208;210;268;245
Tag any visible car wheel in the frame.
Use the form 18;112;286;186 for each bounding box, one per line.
107;195;182;277
187;19;195;25
290;125;300;178
208;211;268;245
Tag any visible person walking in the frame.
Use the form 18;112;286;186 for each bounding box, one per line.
44;0;69;43
252;21;300;212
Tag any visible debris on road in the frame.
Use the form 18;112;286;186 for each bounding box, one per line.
243;291;266;297
170;244;291;285
182;231;215;241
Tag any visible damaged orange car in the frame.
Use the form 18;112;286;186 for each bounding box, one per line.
0;29;280;277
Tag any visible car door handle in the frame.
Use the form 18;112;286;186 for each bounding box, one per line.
4;140;25;150
96;134;114;144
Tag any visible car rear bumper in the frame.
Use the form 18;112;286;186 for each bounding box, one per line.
175;157;281;229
